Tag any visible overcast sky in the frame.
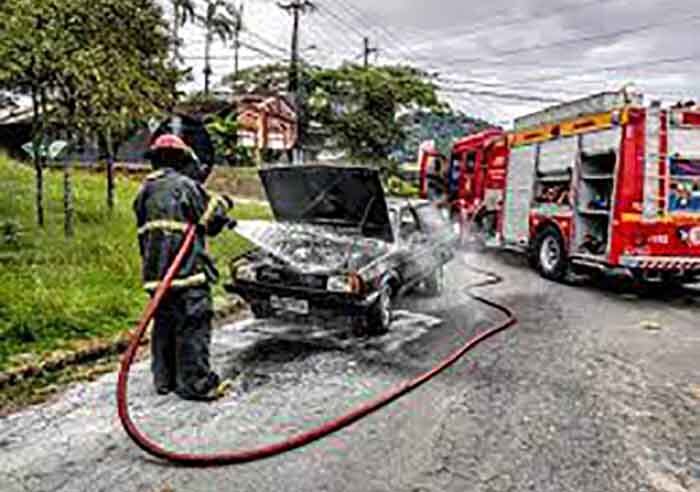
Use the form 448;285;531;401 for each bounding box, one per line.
174;0;700;127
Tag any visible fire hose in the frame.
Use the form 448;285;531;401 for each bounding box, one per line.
117;210;516;467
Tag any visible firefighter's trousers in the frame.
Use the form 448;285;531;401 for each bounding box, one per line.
151;286;220;400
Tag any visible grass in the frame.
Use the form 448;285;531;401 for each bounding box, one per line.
0;155;270;372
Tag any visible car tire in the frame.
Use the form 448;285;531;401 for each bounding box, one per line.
533;226;569;282
250;301;272;319
365;282;393;336
424;265;444;296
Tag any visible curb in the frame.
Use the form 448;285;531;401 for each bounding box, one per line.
0;297;246;391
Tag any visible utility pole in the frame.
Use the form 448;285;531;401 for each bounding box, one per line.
363;37;378;69
278;0;315;163
204;32;212;95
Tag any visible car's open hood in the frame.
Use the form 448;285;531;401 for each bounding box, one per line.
259;165;394;243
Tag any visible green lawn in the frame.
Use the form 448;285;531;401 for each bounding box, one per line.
0;156;269;371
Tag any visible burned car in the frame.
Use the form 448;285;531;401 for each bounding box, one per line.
225;165;456;334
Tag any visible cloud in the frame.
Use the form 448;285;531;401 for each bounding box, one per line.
173;0;700;123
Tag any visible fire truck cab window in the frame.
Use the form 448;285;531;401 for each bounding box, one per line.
449;153;462;196
450;153;461;174
429;156;442;175
466;152;476;172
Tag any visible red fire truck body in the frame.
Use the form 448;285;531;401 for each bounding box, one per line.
422;90;700;282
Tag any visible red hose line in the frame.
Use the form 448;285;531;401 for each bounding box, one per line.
117;222;516;467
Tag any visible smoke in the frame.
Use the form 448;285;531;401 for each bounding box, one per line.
235;220;392;274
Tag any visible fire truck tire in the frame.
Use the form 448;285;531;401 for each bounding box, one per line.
533;226;569;282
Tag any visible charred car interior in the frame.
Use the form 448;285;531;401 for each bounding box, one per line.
225;165;457;334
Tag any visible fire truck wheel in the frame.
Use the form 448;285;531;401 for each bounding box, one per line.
533;226;569;281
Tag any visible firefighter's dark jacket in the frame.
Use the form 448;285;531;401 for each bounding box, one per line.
133;168;233;293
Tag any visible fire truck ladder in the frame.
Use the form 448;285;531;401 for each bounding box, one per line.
643;104;670;220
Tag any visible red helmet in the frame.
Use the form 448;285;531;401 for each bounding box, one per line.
150;134;190;152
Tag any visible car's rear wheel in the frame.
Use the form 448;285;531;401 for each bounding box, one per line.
250;301;272;319
424;265;444;296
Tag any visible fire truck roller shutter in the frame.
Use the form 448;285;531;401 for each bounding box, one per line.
503;145;538;245
669;126;700;160
582;128;622;156
537;136;577;175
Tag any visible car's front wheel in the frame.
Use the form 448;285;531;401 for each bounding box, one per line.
250;301;273;319
364;282;393;336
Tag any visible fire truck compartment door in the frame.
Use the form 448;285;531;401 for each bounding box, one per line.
503;145;537;245
582;128;622;155
538;136;577;174
669;127;700;159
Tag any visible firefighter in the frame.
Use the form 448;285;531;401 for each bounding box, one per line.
134;134;235;401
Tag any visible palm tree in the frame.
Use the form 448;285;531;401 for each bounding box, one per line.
170;0;196;63
197;0;242;95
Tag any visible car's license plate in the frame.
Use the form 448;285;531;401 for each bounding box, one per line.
270;296;309;314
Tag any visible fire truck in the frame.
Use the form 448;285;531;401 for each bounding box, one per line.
420;88;700;284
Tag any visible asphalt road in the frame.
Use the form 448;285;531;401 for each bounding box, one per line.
1;251;698;492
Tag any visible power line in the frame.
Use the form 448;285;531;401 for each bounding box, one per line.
402;0;612;53
517;52;700;85
241;28;289;55
315;0;541;117
238;40;288;61
317;0;699;88
436;53;700;104
314;2;365;39
303;16;354;64
319;0;494;117
310;7;367;61
327;0;418;62
437;86;564;104
411;9;700;66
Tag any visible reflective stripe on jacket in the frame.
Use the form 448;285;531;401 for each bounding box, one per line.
133;168;232;292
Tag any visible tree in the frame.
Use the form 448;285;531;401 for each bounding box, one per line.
205;112;256;166
221;62;445;162
221;62;293;94
0;0;179;235
0;0;70;228
196;0;241;95
307;64;445;162
76;0;178;211
170;0;196;63
392;109;493;163
49;0;177;225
